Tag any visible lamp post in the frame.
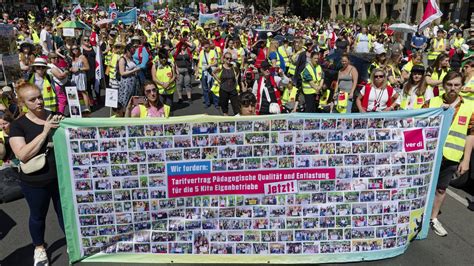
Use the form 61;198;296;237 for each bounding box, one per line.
320;0;324;20
352;0;356;20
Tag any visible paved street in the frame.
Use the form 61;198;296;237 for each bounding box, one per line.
1;90;474;266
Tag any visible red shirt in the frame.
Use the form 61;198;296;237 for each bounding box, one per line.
213;38;225;51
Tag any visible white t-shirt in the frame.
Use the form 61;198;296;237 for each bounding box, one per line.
40;29;53;55
48;63;68;86
355;33;370;53
360;85;392;112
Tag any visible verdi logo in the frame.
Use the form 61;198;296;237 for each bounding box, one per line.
403;128;424;152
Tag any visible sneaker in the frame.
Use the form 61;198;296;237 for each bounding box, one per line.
430;218;448;236
34;248;49;266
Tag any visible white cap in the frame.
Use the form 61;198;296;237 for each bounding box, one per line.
374;43;386;55
461;44;469;54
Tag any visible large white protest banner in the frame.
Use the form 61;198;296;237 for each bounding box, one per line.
53;109;453;264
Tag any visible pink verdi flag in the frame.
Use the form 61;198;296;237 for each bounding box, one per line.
418;0;443;30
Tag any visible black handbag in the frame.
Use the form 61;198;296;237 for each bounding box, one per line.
0;167;23;204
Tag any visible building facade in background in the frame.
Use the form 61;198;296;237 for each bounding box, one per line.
329;0;472;26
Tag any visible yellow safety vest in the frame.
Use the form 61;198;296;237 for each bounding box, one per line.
453;37;464;49
429;68;449;95
318;33;327;49
108;53;121;80
211;81;220;97
319;89;331;107
335;92;349;113
402;60;423;73
211;67;241;97
356;34;372;50
400;94;425;110
31;29;40;45
236;47;245;66
0;96;9;109
193;39;200;60
104;51;112;67
429;96;473;162
155;65;176;95
143;29;159;49
368;62;380;77
460;76;474;103
138;104;148;118
288;50;303;76
301;64;322;95
278;46;289;66
29;75;57;112
428;38;446;60
137;104;169;118
197;49;218;79
281;87;298;104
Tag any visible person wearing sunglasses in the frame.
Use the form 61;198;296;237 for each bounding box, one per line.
356;68;399;112
212;52;241;115
125;81;165;118
28;57;58;112
399;65;433;110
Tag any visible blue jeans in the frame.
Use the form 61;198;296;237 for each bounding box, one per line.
137;70;146;89
212;93;219;108
20;180;65;246
346;99;353;113
201;73;213;106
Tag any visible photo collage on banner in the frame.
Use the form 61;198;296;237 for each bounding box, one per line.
65;114;443;257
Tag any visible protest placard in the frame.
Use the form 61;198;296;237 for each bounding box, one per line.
65;86;82;118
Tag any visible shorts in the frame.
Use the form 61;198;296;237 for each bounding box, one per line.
437;160;458;190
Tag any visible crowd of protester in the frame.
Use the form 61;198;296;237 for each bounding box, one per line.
1;5;474;266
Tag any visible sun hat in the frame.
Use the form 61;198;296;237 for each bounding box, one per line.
30;58;49;68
